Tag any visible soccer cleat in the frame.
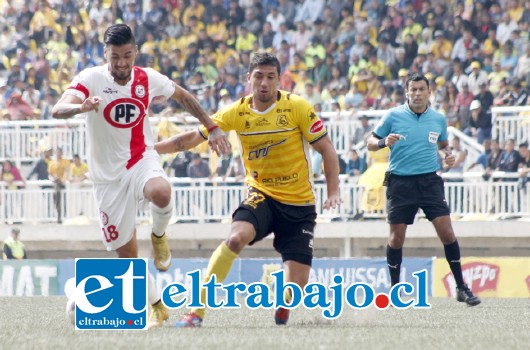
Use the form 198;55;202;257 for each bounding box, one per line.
456;284;481;306
175;313;203;328
274;307;290;325
148;302;169;329
151;233;172;271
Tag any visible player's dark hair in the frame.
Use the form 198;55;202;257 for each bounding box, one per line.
405;73;430;90
248;52;281;76
104;24;135;46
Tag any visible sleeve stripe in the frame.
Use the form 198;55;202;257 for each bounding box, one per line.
67;83;89;100
198;127;208;140
309;132;328;144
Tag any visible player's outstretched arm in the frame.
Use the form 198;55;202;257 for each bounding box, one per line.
52;94;102;119
155;129;205;154
312;136;343;210
171;84;230;155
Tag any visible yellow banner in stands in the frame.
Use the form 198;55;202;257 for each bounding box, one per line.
433;257;530;298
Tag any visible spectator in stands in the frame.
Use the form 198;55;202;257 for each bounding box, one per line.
1;160;25;221
143;0;165;34
467;62;489;95
496;13;518;46
277;0;295;27
69;154;88;183
451;29;477;62
216;89;232;110
40;91;57;120
187;152;211;178
242;8;262;36
351;115;372;147
1;160;25;190
28;147;53;183
488;59;510;95
258;21;275;49
2;228;26;260
506;80;529;106
498;139;521;174
467;100;492;144
227;0;245;28
295;0;325;23
454;82;474;131
483;138;505;181
518;141;530;190
450;60;469;92
235;25;257;53
169;152;193;178
224;153;245;181
514;45;530;86
444;136;467;177
346;149;366;176
6;92;35;121
467;138;492;171
499;42;518;75
272;23;290;52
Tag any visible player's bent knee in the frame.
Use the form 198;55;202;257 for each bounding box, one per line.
225;232;253;253
151;188;172;207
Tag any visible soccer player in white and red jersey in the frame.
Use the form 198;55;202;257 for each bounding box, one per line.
52;24;230;328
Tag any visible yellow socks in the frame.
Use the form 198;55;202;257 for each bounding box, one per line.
192;242;238;319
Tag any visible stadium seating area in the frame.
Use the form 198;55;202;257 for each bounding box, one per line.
0;0;529;223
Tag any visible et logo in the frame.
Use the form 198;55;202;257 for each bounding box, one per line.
103;98;146;129
74;258;148;330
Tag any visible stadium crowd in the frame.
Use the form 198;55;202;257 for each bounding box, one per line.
0;0;529;181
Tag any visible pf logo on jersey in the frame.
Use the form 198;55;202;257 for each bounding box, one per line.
103;98;146;129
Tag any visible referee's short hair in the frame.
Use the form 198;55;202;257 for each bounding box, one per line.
405;73;430;90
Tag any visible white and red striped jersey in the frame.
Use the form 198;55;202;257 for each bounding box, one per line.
64;65;175;183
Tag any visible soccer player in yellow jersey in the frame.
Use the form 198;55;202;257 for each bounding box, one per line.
155;52;342;327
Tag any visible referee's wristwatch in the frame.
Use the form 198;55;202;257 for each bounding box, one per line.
378;138;387;149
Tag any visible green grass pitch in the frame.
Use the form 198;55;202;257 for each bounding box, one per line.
1;297;528;350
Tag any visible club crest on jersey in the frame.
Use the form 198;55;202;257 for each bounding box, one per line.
276;115;288;127
99;210;109;226
135;85;146;98
103;98;146;129
309;120;324;134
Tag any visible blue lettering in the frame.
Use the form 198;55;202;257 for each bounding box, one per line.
223;282;246;308
322;275;344;319
272;270;302;309
390;282;414;308
303;283;330;309
413;269;431;308
345;283;374;309
246;283;273;309
161;283;187;308
204;274;224;309
187;270;204;308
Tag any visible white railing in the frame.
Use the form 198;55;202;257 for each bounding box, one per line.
2;107;529;173
0;173;528;224
491;106;530;145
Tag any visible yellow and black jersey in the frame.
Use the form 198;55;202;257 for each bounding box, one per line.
200;90;327;205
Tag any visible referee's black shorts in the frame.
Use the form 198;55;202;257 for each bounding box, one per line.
386;172;450;225
232;187;316;266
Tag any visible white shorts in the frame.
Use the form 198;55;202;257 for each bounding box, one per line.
93;154;169;251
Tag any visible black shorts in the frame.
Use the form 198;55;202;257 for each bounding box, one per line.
232;188;316;266
386;172;450;225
